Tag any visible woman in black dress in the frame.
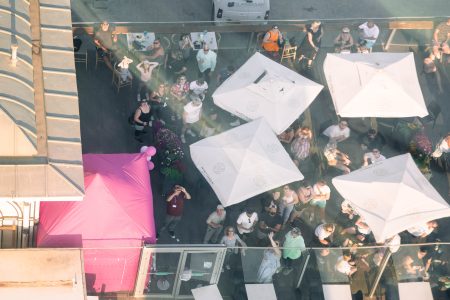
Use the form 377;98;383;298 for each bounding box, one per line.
299;21;323;69
133;101;152;142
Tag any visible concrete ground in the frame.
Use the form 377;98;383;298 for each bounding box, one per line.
71;0;450;23
75;27;450;299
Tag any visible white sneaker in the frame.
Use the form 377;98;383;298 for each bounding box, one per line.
186;129;196;137
230;120;240;127
180;134;186;143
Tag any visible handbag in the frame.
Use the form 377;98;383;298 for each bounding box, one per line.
128;112;136;125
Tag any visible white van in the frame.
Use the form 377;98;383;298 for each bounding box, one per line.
212;0;270;22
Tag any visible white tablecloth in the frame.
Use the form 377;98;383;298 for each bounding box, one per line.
126;32;155;51
190;32;218;50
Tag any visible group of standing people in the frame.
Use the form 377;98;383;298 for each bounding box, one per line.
130;43;217;144
261;20;380;69
92;21;220;145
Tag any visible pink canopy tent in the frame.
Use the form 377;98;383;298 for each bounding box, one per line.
37;153;156;293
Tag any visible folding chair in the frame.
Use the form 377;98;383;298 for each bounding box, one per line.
280;44;297;62
73;36;88;70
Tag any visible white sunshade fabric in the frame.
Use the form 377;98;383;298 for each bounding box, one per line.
213;52;323;134
323;52;428;118
398;282;433;300
332;153;450;243
191;284;223;300
190;118;304;207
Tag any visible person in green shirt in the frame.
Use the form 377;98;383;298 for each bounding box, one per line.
282;227;306;275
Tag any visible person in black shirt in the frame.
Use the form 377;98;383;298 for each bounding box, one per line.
359;128;386;151
166;49;188;83
262;189;282;214
133;101;151;143
256;207;282;245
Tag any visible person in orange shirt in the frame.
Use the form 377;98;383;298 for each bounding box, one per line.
262;26;284;54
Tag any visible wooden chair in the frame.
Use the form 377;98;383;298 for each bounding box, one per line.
160;36;171;51
111;63;132;94
74;50;88;70
171;33;181;48
95;49;113;69
280;44;297;63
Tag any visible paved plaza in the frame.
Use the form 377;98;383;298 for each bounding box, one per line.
73;19;450;297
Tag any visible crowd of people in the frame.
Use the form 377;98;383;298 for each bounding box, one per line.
90;18;450;293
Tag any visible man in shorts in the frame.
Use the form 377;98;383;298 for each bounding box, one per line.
94;20;117;70
309;180;331;224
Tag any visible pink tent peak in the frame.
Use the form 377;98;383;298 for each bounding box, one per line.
37;153;155;293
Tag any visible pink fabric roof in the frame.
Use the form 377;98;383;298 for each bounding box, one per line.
37;153;155;293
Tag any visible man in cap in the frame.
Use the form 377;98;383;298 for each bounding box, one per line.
203;205;227;244
282;227;306;275
334;26;354;53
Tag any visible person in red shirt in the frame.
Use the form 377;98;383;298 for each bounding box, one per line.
158;185;191;241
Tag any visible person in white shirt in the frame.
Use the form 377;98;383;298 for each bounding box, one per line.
203;205;226;244
310;180;331;224
236;208;258;241
315;223;335;246
323;142;352;174
335;251;357;276
189;77;208;100
180;96;202;143
358;20;379;49
363;148;386;166
432;134;450;158
407;221;438;240
322;120;350;143
196;44;217;83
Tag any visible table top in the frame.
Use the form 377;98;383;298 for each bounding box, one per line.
190;32;218;51
126;32;155;51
